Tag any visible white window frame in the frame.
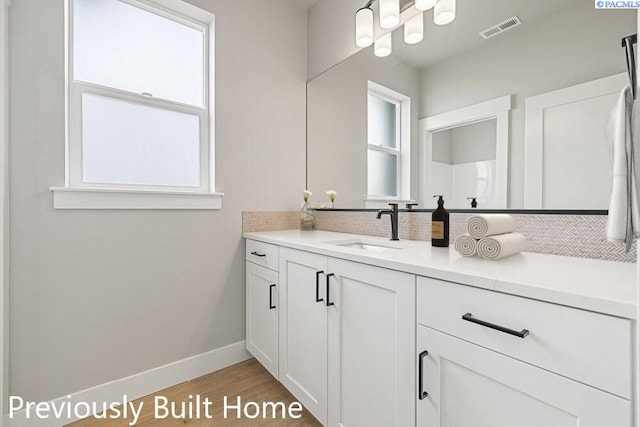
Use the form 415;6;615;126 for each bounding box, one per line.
365;81;412;208
52;0;222;209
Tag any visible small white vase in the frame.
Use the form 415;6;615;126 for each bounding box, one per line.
300;202;315;230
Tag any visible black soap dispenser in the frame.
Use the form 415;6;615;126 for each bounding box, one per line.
432;195;449;247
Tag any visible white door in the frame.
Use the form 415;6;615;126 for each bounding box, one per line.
417;326;632;427
524;73;627;209
246;262;279;378
328;258;416;427
279;248;328;425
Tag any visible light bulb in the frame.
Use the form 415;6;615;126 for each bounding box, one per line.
375;32;392;57
404;13;424;44
434;0;456;25
355;7;374;47
415;0;437;11
379;0;399;29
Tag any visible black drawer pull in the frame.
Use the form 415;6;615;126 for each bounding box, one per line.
269;284;276;309
418;350;429;400
462;313;529;339
326;273;335;307
250;251;266;257
315;271;324;303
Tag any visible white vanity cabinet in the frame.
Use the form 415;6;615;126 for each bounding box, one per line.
416;276;633;427
245;240;279;378
278;248;328;423
278;247;416;427
244;231;637;427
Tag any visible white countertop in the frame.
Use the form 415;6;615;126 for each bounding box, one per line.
243;230;638;319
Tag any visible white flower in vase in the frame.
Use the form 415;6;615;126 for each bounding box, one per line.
300;190;315;230
326;190;337;208
303;190;312;203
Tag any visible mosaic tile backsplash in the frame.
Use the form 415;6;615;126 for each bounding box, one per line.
242;211;301;233
242;211;636;263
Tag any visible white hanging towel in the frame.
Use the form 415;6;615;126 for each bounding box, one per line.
606;85;640;252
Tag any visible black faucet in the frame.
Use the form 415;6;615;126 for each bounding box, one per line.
377;203;399;241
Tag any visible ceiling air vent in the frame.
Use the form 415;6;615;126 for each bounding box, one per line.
479;16;522;40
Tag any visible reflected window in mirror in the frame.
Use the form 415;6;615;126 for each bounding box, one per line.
367;81;411;200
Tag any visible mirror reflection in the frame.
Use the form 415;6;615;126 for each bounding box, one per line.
306;0;635;209
432;119;497;209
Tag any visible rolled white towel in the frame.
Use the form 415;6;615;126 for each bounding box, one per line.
468;214;516;238
477;232;528;261
454;234;477;257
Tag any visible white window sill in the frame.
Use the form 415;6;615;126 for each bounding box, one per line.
50;187;224;210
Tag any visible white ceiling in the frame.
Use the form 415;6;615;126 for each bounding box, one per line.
392;0;579;69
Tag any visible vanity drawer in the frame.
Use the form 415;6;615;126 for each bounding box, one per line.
417;276;632;399
246;240;279;271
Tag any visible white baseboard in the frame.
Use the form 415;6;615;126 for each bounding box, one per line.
5;341;250;427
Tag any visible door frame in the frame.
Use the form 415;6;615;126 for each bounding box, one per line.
420;94;511;209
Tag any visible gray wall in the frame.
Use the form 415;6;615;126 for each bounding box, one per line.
450;120;497;164
432;119;496;165
308;0;362;79
420;1;635;207
432;132;452;164
9;0;307;401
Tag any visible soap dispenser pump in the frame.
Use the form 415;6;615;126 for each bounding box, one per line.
432;195;449;247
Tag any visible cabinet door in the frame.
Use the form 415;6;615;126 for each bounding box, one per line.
246;262;279;378
417;326;631;427
279;248;329;425
328;258;416;427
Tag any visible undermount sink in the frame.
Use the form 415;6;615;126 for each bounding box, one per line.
326;238;406;252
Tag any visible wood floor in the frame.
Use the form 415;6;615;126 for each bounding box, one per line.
68;358;321;426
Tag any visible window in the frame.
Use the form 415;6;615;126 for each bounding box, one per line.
53;0;220;209
366;81;411;203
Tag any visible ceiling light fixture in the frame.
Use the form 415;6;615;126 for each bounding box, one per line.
355;5;374;47
434;0;456;26
414;0;436;11
374;32;392;57
379;0;400;29
354;0;457;54
404;13;424;44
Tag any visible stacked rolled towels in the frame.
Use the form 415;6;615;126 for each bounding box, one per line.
454;214;528;260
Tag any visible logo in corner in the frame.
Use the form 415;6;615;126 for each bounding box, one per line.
595;0;640;8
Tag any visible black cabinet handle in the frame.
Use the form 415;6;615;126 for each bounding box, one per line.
269;284;276;309
326;273;335;307
250;251;266;258
315;271;324;303
418;350;429;400
462;313;529;339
